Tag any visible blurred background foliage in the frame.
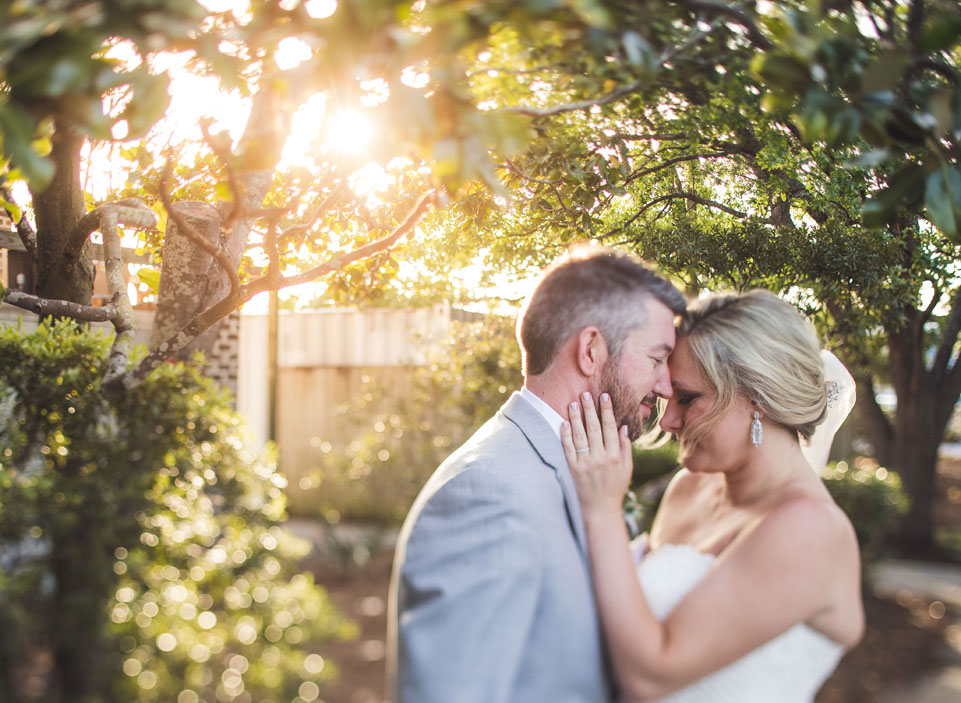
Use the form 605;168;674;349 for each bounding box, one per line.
312;313;522;526
0;320;353;703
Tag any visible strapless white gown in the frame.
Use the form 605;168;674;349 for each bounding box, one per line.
634;543;845;703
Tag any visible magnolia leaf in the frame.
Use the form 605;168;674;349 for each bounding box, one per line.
0;104;55;189
918;11;961;52
136;267;162;294
925;165;961;241
214;181;234;202
120;72;171;140
844;148;890;170
1;197;22;224
862;164;925;229
751;54;810;92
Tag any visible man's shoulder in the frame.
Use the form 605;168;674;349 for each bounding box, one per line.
435;409;540;483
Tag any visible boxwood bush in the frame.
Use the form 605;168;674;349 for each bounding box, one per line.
0;319;353;703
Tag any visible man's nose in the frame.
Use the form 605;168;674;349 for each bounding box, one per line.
654;365;673;399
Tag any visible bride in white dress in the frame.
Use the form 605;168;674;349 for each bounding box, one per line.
561;290;864;703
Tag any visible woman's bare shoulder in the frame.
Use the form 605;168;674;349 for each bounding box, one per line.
752;491;859;562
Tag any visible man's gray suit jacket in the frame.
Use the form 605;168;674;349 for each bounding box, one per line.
386;391;613;703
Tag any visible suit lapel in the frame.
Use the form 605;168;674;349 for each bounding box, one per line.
501;392;589;559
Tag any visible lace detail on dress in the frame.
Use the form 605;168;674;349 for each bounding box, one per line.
634;544;845;703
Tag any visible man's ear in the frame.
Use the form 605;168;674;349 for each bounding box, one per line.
575;327;608;377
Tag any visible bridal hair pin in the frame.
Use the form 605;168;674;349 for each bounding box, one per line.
826;381;841;409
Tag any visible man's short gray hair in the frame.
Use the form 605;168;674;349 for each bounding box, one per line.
517;247;686;376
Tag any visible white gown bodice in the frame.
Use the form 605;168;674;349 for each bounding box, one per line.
634;543;845;703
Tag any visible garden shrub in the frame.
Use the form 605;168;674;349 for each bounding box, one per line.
822;457;909;568
0;319;354;703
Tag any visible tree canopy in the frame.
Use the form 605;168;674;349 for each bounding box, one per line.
1;0;960;548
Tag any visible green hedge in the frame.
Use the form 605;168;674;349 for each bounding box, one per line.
0;319;353;703
823;458;909;567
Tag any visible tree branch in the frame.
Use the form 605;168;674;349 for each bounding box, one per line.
66;199;156;262
917;282;942;330
677;0;774;50
503;159;564;185
200;119;245;231
275;190;437;289
109;190;438;392
931;286;961;382
854;374;894;465
624;149;743;184
651;191;748;218
501;81;646;117
279;181;347;248
99;207;139;387
616;132;687;142
2;200;156;329
0;184;37;261
2;290;117;321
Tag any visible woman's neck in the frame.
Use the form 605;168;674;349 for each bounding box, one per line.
721;429;815;506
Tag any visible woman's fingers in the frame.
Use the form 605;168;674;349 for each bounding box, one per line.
619;424;634;473
567;399;589;450
560;418;575;463
598;393;620;452
580;391;605;450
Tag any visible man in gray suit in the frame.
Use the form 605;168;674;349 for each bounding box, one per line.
387;247;686;703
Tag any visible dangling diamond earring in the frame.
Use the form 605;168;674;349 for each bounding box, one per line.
750;410;763;447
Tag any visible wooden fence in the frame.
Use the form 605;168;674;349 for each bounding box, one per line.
238;306;456;515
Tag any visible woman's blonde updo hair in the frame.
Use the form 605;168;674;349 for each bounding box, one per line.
679;289;828;448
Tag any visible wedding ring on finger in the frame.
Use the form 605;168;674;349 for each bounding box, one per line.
575;448;590;454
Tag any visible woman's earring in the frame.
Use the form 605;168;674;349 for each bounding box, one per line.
750;411;763;447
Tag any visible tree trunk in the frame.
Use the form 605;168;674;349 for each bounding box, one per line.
887;323;957;556
149;85;278;366
29;123;93;306
853;376;894;466
149;201;224;358
892;402;942;556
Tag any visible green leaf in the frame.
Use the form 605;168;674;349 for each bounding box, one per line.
59;95;112;140
136;267;161;295
925;165;961;241
214;181;234;202
862;164;925;229
751;54;811;92
1;197;22;224
119;72;171;140
861;50;910;94
843;148;889;170
918;11;961;53
568;0;611;27
825;107;861;147
0;103;55;189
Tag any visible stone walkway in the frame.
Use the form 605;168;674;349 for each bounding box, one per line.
874;560;961;703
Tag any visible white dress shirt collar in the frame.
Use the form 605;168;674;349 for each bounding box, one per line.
520;386;566;440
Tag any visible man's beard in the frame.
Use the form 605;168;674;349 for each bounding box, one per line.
600;359;654;442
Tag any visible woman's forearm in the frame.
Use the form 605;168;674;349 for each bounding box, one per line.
584;510;672;701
